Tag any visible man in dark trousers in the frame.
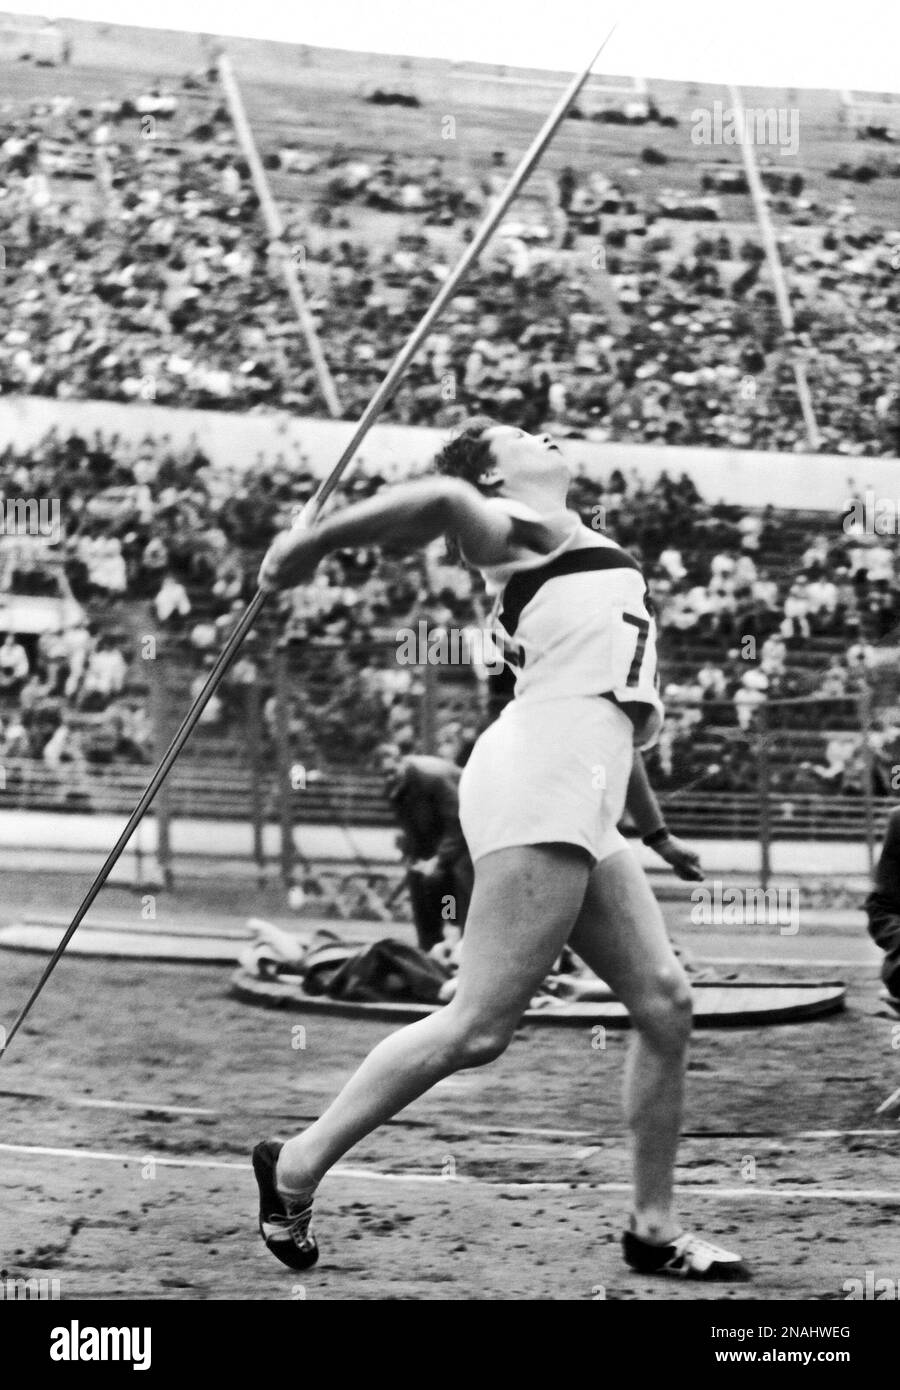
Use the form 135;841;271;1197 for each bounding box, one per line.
378;732;708;960
865;807;900;1006
377;743;474;952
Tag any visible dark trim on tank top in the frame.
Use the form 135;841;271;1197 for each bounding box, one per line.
499;547;646;636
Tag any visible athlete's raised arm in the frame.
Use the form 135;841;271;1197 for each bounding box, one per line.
257;477;560;592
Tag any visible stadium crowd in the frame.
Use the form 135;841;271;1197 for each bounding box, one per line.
0;426;898;794
0;65;898;794
0;73;897;455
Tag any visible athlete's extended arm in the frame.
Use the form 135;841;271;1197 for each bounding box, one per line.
626;751;703;882
258;479;559;592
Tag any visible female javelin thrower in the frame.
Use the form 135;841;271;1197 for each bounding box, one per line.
252;419;748;1281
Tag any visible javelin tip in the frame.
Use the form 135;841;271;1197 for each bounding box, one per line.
586;19;619;75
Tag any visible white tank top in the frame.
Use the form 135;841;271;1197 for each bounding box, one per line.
478;499;664;749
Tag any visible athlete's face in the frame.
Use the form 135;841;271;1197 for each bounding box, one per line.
479;425;570;500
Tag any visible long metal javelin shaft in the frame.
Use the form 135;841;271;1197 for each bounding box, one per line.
0;28;616;1060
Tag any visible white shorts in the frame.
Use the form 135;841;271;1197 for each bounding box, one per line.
458;695;635;866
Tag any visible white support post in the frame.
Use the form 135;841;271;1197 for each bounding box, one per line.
218;53;343;419
728;84;821;451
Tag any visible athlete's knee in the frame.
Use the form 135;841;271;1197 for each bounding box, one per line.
630;964;693;1049
444;1010;515;1068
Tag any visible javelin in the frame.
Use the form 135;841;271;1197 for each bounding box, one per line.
0;25;618;1060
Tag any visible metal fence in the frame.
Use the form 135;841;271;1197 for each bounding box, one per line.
2;637;895;890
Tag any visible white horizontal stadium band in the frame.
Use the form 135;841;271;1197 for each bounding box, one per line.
2;1142;899;1200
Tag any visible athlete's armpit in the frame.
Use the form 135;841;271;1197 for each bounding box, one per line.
449;486;561;567
507;512;562;557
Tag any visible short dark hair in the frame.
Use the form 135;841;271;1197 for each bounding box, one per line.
433;415;500;493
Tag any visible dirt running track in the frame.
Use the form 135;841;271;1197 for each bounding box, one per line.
1;950;899;1301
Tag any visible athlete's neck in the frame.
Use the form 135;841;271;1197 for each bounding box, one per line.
500;479;571;516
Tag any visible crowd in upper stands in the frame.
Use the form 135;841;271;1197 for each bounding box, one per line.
0;66;897;455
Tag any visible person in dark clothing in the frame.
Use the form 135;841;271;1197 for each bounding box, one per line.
377;744;474;951
378;734;709;962
864;807;900;1004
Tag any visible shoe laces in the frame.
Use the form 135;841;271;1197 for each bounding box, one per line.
271;1197;315;1248
672;1232;731;1265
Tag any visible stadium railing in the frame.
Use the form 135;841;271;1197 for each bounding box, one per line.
0;757;891;837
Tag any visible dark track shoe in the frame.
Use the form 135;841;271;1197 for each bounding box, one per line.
252;1140;319;1271
623;1229;750;1281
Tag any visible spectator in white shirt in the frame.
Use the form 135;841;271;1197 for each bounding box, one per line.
781;580;811;639
753;577;779;610
734;670;768;730
820;660;849;698
81;640;127;702
658;546;686;583
814;735;857;787
847;639;876;672
190;619;218;652
733;554;757;592
94;536;127;594
42;717;86;768
710;551;736;584
697;661;727;699
2;716;32;758
190;663;223;725
737;515;762;552
801;537;829;573
155;573;191;624
806;578;839;620
867;544;894;585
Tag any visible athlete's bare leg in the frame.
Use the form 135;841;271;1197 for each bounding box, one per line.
568;848;692;1245
276;843;591;1192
